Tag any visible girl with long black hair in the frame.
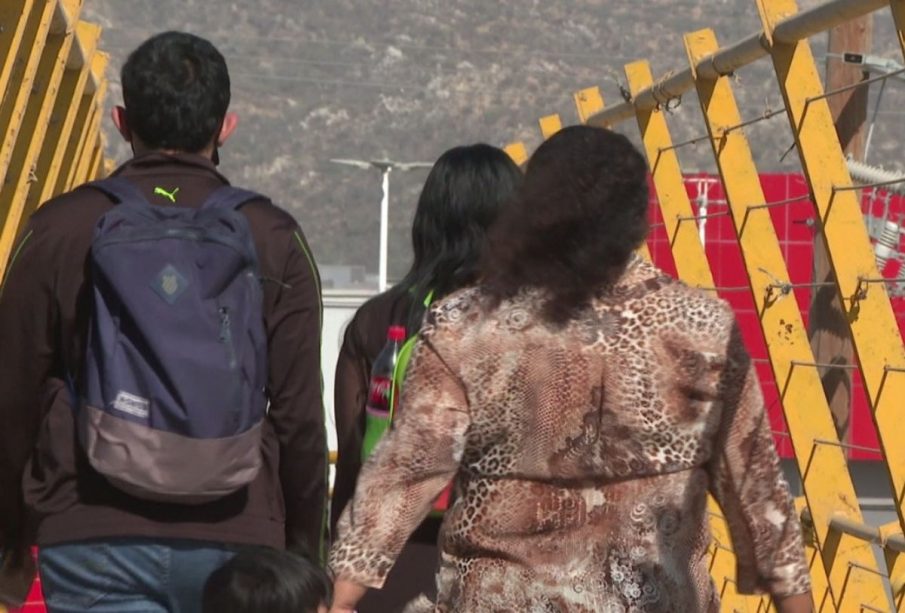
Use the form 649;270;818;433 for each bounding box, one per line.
331;143;521;612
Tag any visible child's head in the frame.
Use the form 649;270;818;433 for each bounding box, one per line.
203;547;331;613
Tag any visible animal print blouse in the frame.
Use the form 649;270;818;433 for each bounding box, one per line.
330;257;811;612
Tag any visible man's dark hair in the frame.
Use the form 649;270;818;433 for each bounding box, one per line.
397;143;522;331
121;31;230;153
203;547;332;613
481;125;649;323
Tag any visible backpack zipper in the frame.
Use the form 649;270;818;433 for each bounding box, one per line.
219;307;238;369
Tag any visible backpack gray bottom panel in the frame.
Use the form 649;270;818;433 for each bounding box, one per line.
79;404;263;504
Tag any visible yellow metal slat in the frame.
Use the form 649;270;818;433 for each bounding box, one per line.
538;113;563;140
758;0;905;560
69;101;102;189
573;86;605;124
87;135;103;181
624;60;714;289
0;0;35;107
624;59;768;610
792;498;835;612
28;20;100;211
0;1;80;283
0;0;55;187
52;89;92;195
54;50;106;194
685;27;885;611
503;141;528;166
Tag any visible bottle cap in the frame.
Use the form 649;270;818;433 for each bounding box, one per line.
387;325;407;342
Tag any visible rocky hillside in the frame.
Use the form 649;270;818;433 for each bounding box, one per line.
82;1;902;285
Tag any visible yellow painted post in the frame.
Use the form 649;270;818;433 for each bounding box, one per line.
54;51;107;195
685;27;885;611
503;141;528;166
758;0;905;568
0;0;55;186
0;1;35;105
624;59;767;611
0;0;80;283
573;86;605;124
624;60;713;289
27;21;100;211
88;138;103;180
70;102;103;188
793;498;835;613
538;113;562;140
52;91;92;195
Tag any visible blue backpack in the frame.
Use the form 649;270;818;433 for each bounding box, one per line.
76;177;268;504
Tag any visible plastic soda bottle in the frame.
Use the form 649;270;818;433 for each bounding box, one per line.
361;325;406;460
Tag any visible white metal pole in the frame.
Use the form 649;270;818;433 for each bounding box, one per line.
696;178;708;248
379;167;392;292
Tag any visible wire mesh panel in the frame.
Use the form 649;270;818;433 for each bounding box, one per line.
521;0;905;610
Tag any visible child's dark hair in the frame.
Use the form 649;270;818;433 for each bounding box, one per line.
203;547;332;613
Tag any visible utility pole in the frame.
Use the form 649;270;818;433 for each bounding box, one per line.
330;158;432;292
811;16;873;441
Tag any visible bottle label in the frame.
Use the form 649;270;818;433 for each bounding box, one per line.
365;375;392;415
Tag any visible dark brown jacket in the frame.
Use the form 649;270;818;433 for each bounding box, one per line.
0;153;327;558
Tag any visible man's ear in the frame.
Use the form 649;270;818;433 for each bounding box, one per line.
217;112;239;147
112;106;132;143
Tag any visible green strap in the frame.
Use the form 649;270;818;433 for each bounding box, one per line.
389;290;435;421
389;336;417;422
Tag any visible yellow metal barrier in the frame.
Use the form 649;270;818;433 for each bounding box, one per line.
684;26;880;610
517;0;905;609
0;0;108;283
0;5;107;604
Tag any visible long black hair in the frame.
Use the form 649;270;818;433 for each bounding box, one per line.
481;126;649;324
398;143;522;331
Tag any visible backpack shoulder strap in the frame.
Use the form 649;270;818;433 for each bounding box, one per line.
200;185;267;212
389;335;418;422
84;177;150;208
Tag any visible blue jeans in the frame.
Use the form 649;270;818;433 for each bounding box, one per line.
38;539;237;613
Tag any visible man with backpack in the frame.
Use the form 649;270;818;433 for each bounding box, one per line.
0;31;328;612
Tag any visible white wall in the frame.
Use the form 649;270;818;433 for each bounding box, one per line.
321;289;375;452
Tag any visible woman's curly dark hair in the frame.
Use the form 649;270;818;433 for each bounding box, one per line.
480;125;649;324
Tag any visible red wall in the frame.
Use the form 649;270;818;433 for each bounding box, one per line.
648;173;905;461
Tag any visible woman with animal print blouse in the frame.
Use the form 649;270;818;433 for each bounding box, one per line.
329;126;813;613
